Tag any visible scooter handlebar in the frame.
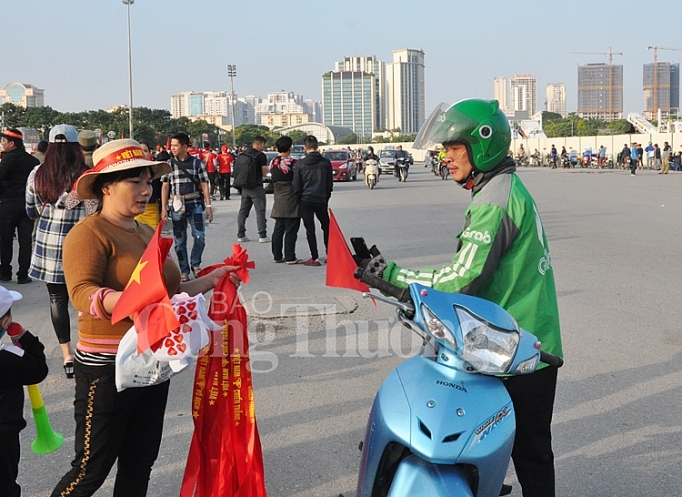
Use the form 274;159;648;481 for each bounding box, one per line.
354;268;410;302
539;351;564;368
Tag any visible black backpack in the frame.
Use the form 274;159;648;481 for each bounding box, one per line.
232;150;261;189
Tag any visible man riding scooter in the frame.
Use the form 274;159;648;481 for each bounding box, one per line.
363;146;380;181
393;145;410;178
356;99;563;497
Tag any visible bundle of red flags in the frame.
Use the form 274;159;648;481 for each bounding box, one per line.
111;218;180;353
180;244;267;497
325;209;369;293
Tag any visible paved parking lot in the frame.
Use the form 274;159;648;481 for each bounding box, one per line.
13;165;682;496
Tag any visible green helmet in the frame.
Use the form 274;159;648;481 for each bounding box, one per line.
413;99;511;172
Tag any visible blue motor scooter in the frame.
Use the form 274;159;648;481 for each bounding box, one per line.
352;268;563;497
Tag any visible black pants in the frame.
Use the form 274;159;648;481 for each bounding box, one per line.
0;200;33;280
272;217;300;262
503;365;558;497
46;283;71;344
209;172;219;196
299;201;329;261
51;361;170;497
219;173;231;199
0;431;21;497
630;160;637;175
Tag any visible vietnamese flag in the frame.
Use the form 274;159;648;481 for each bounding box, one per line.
325;209;370;293
165;135;171;151
111;218;180;353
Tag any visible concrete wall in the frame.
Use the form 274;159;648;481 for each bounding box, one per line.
337;131;682;163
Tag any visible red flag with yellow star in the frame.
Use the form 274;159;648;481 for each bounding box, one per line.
111;219;180;353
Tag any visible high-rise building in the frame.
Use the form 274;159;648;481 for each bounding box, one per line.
170;91;205;118
337;56;386;129
546;83;566;117
322;68;377;139
303;99;322;123
493;77;508;112
0;82;44;107
386;49;425;135
510;74;537;119
204;91;230;116
643;62;680;120
577;63;623;121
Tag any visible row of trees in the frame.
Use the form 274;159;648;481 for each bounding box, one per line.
0;102;417;149
0;103;311;148
540;112;630;137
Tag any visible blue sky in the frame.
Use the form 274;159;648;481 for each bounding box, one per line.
4;0;681;116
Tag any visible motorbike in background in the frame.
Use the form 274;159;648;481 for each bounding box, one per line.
364;159;379;190
350;265;563;497
439;160;449;180
396;157;409;182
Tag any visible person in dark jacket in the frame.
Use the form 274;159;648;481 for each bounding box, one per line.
0;286;49;497
0;128;40;284
270;136;301;264
292;135;333;267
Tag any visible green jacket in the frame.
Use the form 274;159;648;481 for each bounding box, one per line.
383;163;562;359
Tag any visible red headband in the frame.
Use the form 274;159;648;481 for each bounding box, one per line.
1;130;23;140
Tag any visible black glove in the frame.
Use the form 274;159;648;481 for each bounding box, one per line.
354;245;387;278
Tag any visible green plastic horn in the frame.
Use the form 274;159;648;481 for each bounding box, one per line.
27;384;64;454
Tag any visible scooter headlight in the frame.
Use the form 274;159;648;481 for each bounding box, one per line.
421;304;457;350
456;306;519;374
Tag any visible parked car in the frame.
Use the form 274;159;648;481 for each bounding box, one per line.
322;149;357;181
262;151;278;193
291;144;306;160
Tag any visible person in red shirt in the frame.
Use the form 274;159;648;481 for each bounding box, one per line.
217;145;234;200
200;142;218;199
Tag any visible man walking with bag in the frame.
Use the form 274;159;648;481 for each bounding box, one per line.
234;136;269;243
161;133;212;281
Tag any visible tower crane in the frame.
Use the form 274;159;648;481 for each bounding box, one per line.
570;48;623;119
646;46;682;119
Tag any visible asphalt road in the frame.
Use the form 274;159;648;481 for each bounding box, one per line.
12;164;682;496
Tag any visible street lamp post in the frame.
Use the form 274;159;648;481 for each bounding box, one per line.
227;64;237;148
123;0;134;139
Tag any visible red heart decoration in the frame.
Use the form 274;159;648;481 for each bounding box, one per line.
188;310;198;321
164;338;174;348
173;334;183;343
182;324;192;333
187;302;197;311
171;327;180;335
179;314;189;324
177;343;187;353
176;306;187;315
167;346;177;356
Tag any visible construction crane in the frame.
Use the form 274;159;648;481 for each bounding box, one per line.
646;46;682;120
570;48;623;119
570;47;623;65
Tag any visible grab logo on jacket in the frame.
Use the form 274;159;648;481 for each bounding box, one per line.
461;228;491;244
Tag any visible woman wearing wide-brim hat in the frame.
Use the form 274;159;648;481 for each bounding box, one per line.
52;139;240;497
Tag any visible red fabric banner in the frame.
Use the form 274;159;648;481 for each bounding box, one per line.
111;218;179;353
180;245;267;497
325;209;370;293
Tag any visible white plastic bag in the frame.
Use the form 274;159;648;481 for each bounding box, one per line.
115;328;175;392
115;293;217;392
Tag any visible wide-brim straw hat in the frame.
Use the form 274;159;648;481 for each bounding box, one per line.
76;138;170;199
